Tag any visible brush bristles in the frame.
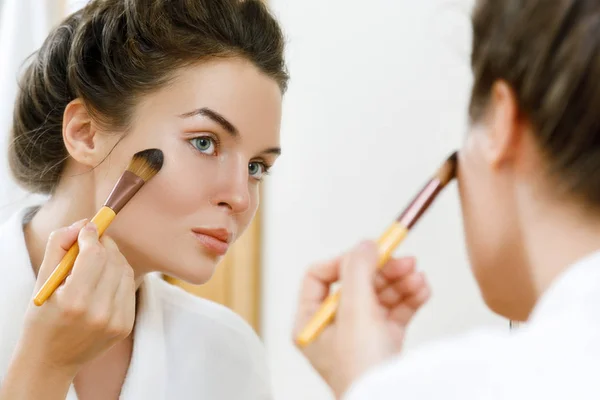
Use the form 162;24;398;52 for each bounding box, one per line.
126;149;164;182
436;151;458;187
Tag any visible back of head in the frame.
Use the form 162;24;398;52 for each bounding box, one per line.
10;0;288;194
469;0;600;205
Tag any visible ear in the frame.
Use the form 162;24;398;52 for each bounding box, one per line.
483;81;523;169
62;99;114;167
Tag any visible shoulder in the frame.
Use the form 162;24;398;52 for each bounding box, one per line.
344;328;515;400
150;274;262;342
147;274;270;375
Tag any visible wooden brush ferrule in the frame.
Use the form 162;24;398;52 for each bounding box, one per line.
104;170;145;214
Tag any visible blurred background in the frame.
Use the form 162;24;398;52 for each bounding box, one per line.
0;0;507;399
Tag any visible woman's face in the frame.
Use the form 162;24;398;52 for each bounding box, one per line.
91;58;282;284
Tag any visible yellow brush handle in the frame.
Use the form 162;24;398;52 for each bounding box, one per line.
295;222;408;347
33;206;117;306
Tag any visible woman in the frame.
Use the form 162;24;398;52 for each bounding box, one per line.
0;0;287;399
295;0;600;398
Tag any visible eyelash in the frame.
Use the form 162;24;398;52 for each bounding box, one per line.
188;135;272;181
250;161;272;182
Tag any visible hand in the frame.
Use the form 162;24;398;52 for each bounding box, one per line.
17;220;136;376
293;241;430;398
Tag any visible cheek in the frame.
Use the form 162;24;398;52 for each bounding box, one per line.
148;151;215;216
92;128;167;209
459;161;498;271
106;140;216;239
243;183;260;224
93;156;134;211
133;135;219;218
458;134;526;316
458;136;513;282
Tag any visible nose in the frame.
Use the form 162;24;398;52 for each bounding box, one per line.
210;156;251;214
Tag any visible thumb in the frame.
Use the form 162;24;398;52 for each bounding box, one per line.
37;219;87;283
338;240;379;322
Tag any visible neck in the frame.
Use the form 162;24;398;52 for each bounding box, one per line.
25;183;147;287
25;190;93;275
522;194;600;305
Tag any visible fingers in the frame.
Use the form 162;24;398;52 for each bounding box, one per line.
294;256;342;337
299;250;416;310
376;268;430;325
58;228;135;340
74;234;135;339
298;256;342;304
340;241;379;295
61;222;106;303
388;285;430;324
38;219;88;282
338;241;379;322
373;257;416;293
109;264;136;339
402;284;430;310
90;236;127;312
378;271;427;307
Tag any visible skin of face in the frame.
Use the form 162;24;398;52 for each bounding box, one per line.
61;57;283;284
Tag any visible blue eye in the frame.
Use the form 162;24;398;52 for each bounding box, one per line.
190;136;217;155
249;161;268;180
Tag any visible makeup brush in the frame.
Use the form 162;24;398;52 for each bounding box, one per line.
33;148;164;306
295;151;458;347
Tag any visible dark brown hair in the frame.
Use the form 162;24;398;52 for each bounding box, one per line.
469;0;600;204
10;0;288;194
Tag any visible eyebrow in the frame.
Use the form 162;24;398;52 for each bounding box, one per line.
179;107;238;137
261;147;281;156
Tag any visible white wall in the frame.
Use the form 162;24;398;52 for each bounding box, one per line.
0;0;66;222
0;1;87;223
262;1;507;399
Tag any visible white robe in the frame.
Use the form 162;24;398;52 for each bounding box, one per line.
0;207;273;399
344;248;600;400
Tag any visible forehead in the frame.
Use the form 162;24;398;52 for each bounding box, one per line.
135;57;283;140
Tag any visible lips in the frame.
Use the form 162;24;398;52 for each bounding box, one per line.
191;228;232;256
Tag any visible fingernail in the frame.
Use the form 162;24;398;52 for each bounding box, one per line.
84;222;97;233
69;218;87;227
358;240;374;251
67;219;87;231
402;257;416;266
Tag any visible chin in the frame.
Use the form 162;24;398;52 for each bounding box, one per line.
480;288;517;319
164;255;222;286
481;290;532;322
474;266;534;321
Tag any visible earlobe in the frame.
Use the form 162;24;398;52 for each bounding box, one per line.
62;99;97;167
484;81;521;169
